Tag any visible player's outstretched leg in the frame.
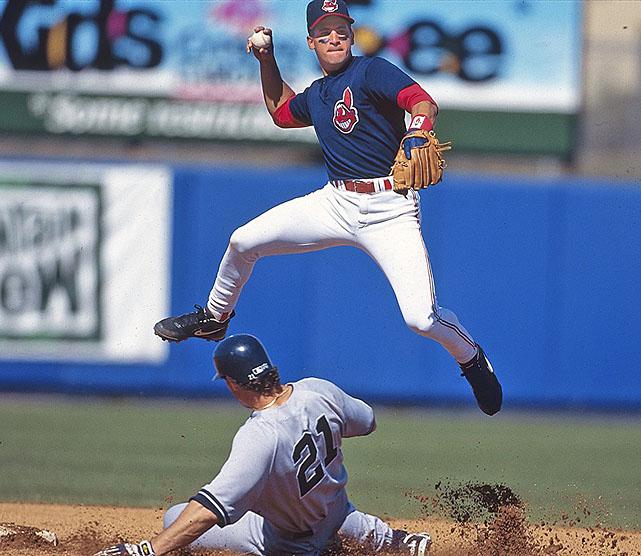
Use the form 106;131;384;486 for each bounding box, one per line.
154;187;350;344
338;507;432;554
358;216;502;415
459;344;502;415
154;305;235;343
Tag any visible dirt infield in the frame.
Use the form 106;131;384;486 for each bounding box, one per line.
1;502;640;556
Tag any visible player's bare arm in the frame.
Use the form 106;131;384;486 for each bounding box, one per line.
148;501;218;555
93;501;217;556
410;100;438;127
247;26;296;116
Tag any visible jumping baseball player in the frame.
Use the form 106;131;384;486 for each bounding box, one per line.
94;334;432;556
154;0;502;416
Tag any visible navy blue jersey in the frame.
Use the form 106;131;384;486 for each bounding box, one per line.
289;56;417;180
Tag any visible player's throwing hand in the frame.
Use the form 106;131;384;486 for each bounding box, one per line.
246;26;273;58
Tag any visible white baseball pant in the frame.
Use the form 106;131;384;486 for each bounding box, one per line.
207;181;476;364
163;501;395;555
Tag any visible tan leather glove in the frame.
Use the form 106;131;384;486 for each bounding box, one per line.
391;130;452;194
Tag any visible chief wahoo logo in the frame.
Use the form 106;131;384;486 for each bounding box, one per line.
322;0;339;12
333;87;359;134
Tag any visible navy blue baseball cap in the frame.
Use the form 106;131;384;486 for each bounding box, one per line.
307;0;354;33
213;334;277;385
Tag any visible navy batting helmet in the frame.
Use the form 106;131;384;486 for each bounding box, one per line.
213;334;277;385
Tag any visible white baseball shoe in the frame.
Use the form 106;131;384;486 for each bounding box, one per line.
401;532;432;555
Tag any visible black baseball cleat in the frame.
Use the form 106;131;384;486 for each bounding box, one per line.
154;305;235;343
391;530;432;555
460;344;502;415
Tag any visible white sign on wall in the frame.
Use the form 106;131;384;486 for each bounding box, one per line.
0;183;102;339
0;162;172;363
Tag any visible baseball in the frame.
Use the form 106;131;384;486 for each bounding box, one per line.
249;30;272;50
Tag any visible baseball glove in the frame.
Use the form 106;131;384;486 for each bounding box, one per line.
391;130;452;194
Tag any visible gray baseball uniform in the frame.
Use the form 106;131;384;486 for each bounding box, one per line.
163;378;397;555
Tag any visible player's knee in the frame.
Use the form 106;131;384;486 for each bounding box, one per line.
405;312;438;337
163;503;188;529
228;225;256;256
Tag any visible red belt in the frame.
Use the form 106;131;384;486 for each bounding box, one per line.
330;178;393;194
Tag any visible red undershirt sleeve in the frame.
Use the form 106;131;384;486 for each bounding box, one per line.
396;83;439;114
272;96;310;128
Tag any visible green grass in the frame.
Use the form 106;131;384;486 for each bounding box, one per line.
1;396;639;530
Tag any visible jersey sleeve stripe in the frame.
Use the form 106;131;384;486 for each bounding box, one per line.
190;489;230;526
272;96;310;128
396;83;438;114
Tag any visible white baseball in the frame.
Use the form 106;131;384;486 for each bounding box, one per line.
249;30;272;49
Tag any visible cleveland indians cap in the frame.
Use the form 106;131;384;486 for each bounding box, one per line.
307;0;354;33
213;334;277;385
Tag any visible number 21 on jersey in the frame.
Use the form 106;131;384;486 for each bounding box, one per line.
292;414;338;497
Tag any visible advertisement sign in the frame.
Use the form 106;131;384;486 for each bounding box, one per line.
0;162;171;363
0;182;102;340
0;0;581;142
